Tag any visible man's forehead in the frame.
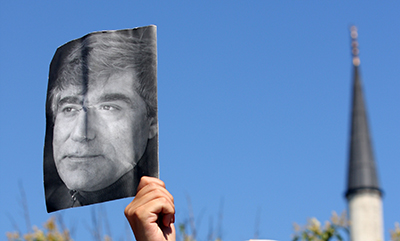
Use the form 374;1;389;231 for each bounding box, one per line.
56;71;139;104
61;70;136;92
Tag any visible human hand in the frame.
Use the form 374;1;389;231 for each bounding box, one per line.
125;176;176;241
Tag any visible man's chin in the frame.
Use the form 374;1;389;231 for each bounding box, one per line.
56;158;134;192
59;169;111;192
60;169;131;192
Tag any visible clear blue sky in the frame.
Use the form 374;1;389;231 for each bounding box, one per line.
1;1;399;241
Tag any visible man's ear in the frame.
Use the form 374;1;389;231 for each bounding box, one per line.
148;117;158;139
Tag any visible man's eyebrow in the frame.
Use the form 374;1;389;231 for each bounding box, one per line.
99;93;133;107
57;96;83;107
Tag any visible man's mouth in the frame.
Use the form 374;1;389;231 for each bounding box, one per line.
63;154;104;162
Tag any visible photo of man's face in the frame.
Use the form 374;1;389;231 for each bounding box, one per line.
44;26;159;212
53;71;156;192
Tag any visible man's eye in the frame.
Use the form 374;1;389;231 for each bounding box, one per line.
62;106;79;113
57;105;80;118
99;105;118;111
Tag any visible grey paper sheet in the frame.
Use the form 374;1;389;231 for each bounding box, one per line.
44;25;159;212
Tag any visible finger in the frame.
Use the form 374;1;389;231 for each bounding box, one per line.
125;185;175;221
133;188;174;216
137;176;166;193
163;213;175;227
136;183;174;204
134;197;175;224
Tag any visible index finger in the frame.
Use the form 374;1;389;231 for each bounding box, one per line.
137;176;166;194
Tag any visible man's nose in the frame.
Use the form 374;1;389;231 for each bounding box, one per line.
70;107;96;142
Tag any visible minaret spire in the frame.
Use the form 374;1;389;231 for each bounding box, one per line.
345;26;384;241
346;25;381;198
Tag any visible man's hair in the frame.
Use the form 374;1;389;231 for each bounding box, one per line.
48;28;157;120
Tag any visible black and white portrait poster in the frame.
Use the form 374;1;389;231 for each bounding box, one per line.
44;26;159;212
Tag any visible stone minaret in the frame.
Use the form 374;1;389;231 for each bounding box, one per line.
345;26;384;241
